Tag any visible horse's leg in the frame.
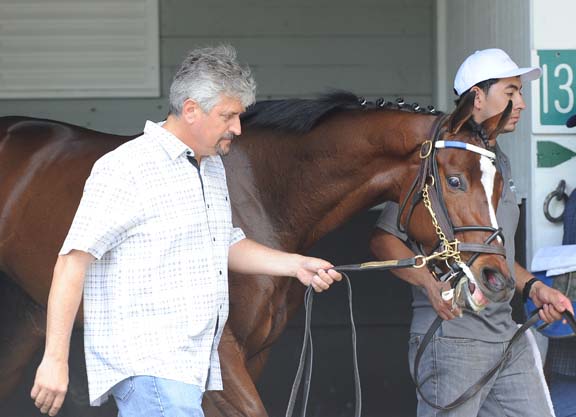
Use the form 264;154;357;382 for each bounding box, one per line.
246;348;271;382
203;326;268;417
0;275;45;401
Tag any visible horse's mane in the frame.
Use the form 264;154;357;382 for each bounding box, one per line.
241;91;441;134
241;91;363;134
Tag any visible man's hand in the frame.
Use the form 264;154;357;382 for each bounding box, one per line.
30;357;69;416
295;257;342;292
530;282;574;323
423;278;462;320
370;228;462;320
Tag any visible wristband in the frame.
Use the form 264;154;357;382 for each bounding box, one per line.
522;277;539;303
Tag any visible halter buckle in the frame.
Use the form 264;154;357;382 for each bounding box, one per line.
419;140;433;159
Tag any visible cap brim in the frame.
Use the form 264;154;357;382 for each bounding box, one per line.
567;114;576;128
519;67;542;82
497;66;542;82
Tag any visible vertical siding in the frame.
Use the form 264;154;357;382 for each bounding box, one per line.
0;0;434;134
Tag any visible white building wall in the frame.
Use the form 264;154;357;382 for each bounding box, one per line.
0;0;434;135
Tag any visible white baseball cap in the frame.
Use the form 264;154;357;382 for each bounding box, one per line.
453;48;541;96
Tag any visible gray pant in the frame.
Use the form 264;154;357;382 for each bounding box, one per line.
408;332;554;417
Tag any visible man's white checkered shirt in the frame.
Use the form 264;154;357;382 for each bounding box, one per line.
60;120;245;406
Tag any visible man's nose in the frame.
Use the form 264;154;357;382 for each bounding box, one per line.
230;116;241;135
515;94;526;110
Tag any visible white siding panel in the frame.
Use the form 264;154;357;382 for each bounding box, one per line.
0;0;159;98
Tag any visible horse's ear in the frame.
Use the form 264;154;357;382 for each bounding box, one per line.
483;100;513;142
448;90;475;134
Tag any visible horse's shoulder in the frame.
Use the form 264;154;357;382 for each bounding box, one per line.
91;133;148;170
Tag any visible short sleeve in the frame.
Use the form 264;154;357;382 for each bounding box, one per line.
374;201;408;241
60;155;141;259
229;226;246;247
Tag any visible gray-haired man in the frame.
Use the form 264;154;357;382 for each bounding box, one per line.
31;45;342;417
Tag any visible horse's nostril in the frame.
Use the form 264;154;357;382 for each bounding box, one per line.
488;273;498;286
483;269;504;291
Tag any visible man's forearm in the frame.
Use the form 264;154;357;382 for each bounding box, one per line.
228;238;302;277
514;261;537;293
370;230;436;288
44;251;93;360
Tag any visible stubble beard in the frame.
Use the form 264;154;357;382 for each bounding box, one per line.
215;134;234;156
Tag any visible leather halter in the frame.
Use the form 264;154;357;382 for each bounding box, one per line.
397;114;506;282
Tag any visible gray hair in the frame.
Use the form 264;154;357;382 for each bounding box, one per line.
169;45;256;115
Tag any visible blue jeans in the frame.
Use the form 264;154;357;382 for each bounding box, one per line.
111;376;205;417
549;373;576;417
408;332;554;417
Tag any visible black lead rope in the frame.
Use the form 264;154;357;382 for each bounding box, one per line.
285;272;360;417
285;259;420;417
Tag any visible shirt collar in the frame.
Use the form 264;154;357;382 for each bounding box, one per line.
144;120;194;161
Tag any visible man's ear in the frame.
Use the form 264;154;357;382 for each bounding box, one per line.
181;99;202;124
471;86;484;109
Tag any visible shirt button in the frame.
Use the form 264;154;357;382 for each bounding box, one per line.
207;204;210;208
219;270;222;275
213;237;216;242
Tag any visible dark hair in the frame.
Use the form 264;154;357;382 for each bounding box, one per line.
454;78;499;106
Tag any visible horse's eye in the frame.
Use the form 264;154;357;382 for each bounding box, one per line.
447;176;461;188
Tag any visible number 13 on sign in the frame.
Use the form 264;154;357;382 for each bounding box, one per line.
538;50;576;126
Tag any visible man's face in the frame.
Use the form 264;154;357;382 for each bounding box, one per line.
192;95;245;157
473;76;526;133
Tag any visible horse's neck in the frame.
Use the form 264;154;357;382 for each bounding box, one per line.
229;115;427;250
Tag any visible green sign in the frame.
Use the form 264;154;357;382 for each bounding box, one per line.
538;50;576;126
537;141;576;167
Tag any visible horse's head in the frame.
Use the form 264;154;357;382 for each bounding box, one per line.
401;92;515;312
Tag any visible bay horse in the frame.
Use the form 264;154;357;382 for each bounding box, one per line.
0;91;512;417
